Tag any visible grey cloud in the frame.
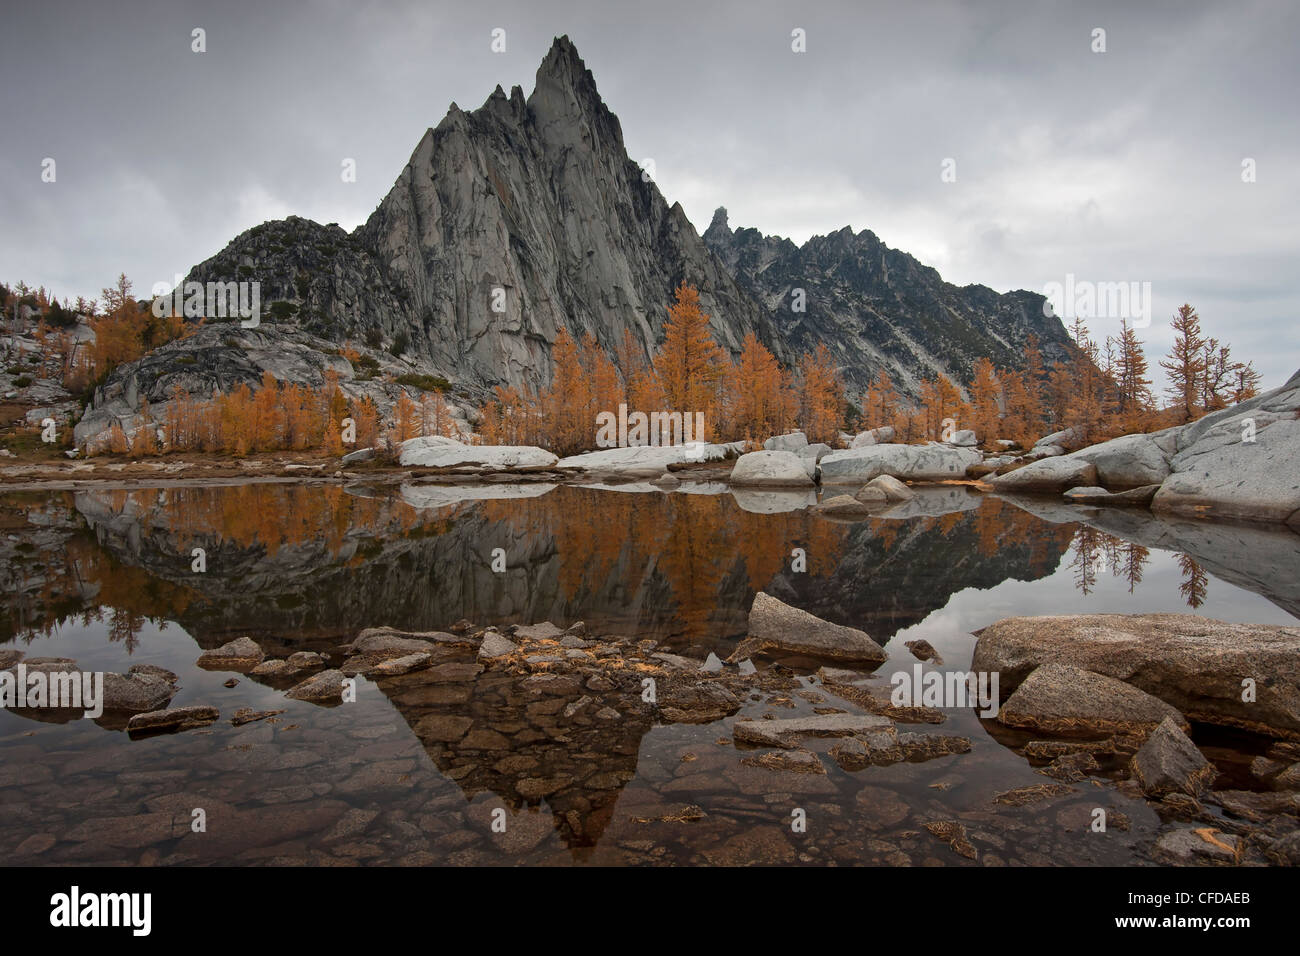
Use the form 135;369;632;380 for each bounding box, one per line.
2;0;1296;387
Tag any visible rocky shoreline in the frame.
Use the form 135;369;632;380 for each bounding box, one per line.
5;368;1296;529
6;593;1298;866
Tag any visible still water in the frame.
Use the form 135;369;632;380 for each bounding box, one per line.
1;482;1296;865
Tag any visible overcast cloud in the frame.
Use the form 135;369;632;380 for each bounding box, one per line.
2;0;1297;389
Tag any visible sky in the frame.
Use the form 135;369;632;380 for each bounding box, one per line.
2;0;1297;390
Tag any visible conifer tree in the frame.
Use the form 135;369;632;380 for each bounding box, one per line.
863;369;898;430
544;327;593;454
797;344;843;444
653;282;727;416
1160;304;1208;423
1113;319;1153;428
968;358;1001;445
726;331;787;441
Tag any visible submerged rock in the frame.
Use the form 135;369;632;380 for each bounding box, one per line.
101;668;180;713
733;713;893;748
1263;831;1300;865
1063;484;1161;506
992;783;1075;807
923;819;978;860
877;732;972;764
1270;762;1300;791
126;705;219;735
1037;751;1101;782
817;673;947;724
729;592;886;665
741;749;827;774
230;707;285;727
1023;739;1119;762
658;681;741;723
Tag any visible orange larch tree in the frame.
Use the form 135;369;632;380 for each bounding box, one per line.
653;282;727;420
968;358;1001;447
863;369;898;431
1160;304;1207;423
582;332;624;429
353;395;381;449
252;371;280;450
389;392;422;448
725;331;788;442
796;344;843;445
544;327;593;455
1112;319;1154;431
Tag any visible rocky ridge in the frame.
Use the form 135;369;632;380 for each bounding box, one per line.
703;207;1077;400
73;36;1077;451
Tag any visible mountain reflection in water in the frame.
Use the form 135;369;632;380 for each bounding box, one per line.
3;484;1079;649
1;482;1297;865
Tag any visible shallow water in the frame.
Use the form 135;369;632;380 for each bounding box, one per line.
1;482;1297;865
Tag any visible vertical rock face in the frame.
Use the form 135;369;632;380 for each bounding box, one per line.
186;35;784;398
355;37;783;391
86;34;1081;436
703;207;1077;400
